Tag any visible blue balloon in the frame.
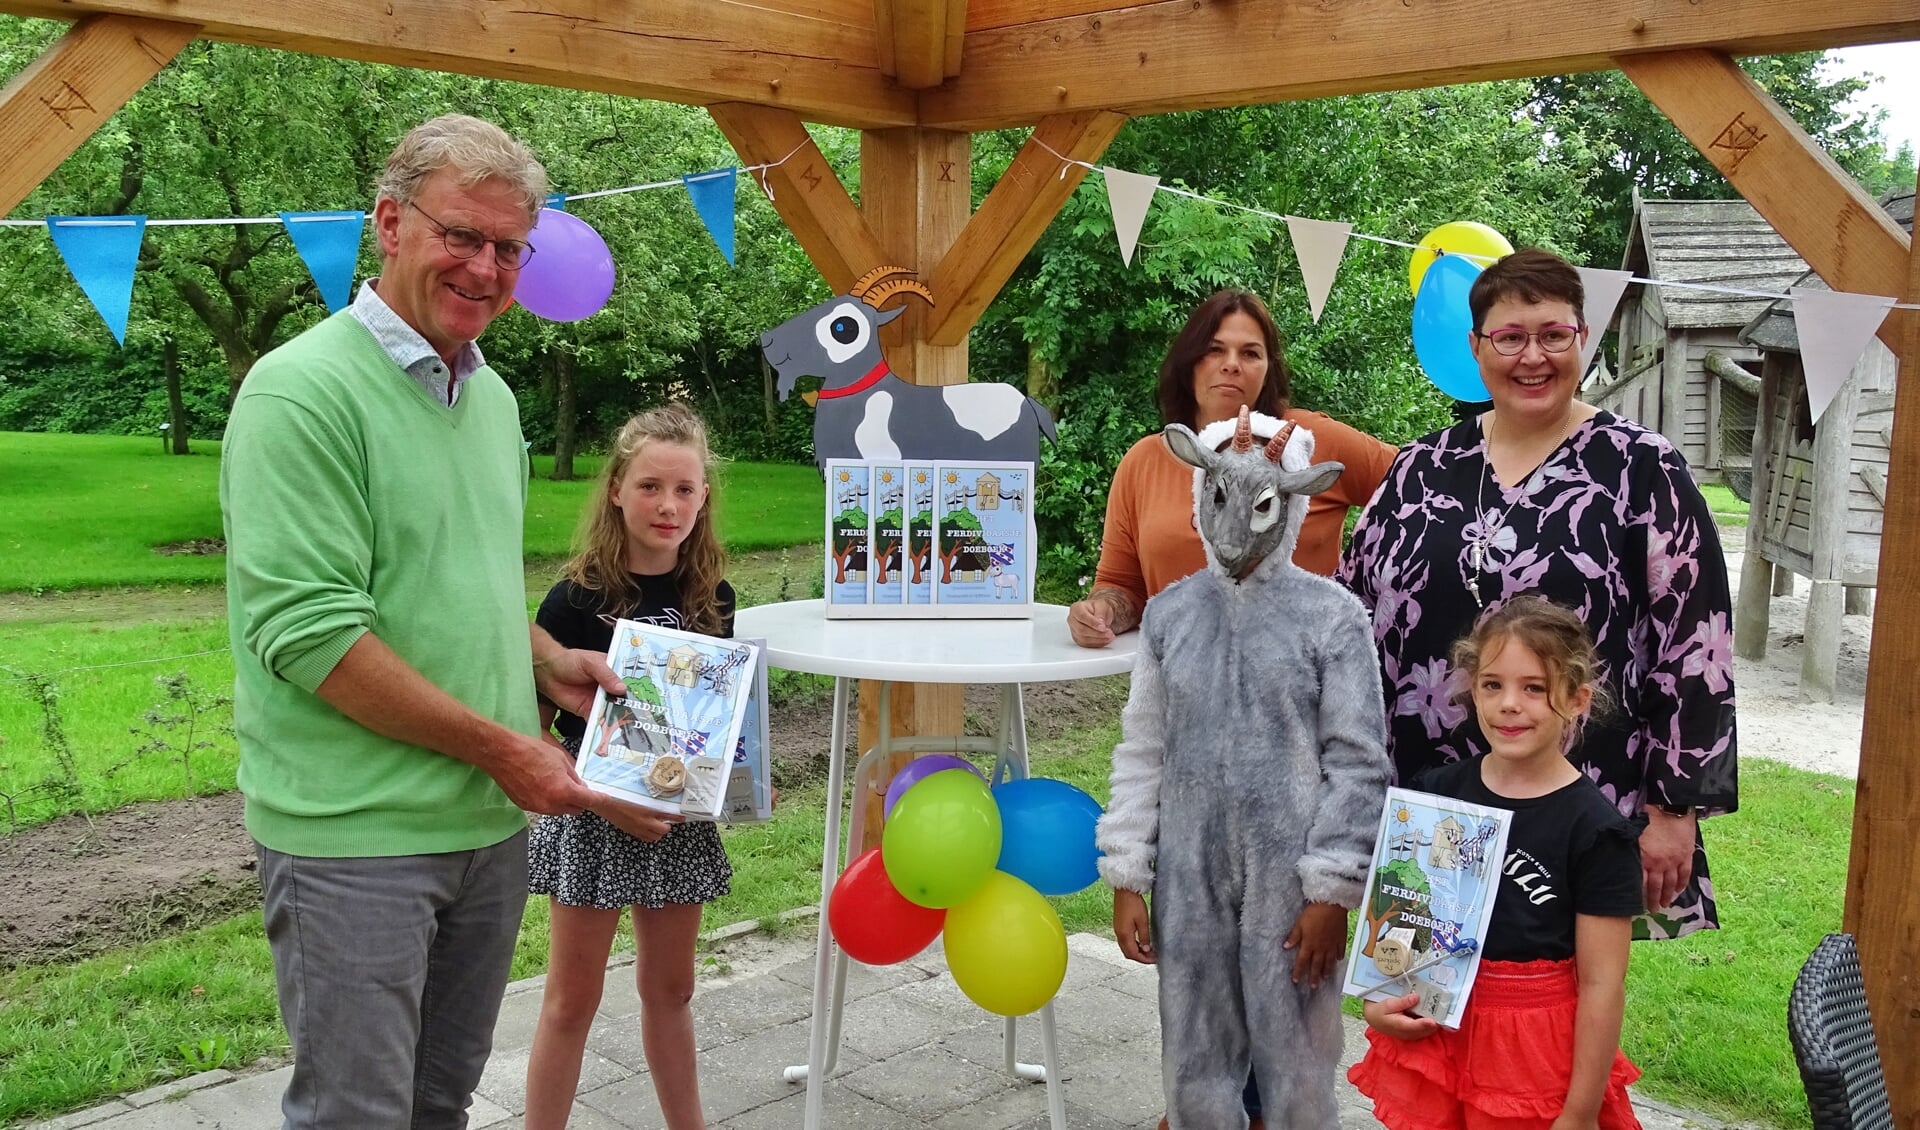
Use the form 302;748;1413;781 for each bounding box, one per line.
992;778;1104;896
1411;252;1491;402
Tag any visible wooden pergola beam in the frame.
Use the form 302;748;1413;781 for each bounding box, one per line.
924;110;1126;346
0;14;196;217
875;0;965;90
1846;163;1920;1117
0;0;915;129
1618;50;1910;352
920;0;1920;130
707;104;884;295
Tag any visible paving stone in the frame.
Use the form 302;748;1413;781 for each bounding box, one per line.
693;967;817;1044
581;1019;869;1127
714;1085;908;1130
485;1101;632;1130
769;953;936;1004
125;1071;234;1109
834;987;953;1060
475;1046;626;1116
887;967;990;1023
23;1103;134;1130
836;1044;1020;1120
491;985;550;1049
929;1088;1134;1130
468;1092;512;1128
1046;1034;1166;1128
1053;982;1161;1045
930;1014;1061;1073
180;1066;291;1127
81;1101;217;1129
1065;933;1132;968
1104;963;1161;1003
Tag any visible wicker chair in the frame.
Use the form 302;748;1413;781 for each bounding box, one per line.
1787;933;1894;1130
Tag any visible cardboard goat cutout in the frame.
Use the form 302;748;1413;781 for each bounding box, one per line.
759;266;1057;470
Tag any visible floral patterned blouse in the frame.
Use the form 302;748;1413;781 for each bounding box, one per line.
1338;410;1738;938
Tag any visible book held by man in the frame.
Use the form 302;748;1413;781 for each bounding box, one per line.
574;621;761;821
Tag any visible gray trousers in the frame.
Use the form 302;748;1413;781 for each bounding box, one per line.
257;829;528;1130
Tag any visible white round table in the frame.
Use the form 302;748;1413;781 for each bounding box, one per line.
732;600;1137;1130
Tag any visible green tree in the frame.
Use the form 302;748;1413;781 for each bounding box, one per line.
1363;857;1434;958
1530;53;1896;267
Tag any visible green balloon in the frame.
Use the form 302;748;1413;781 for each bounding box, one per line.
881;769;1003;909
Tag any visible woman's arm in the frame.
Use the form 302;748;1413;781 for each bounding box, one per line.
1072;444;1151;646
1554;914;1633;1130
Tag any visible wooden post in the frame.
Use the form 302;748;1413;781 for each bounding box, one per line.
1803;365;1858;701
0;15;197;216
1661;331;1689;452
1734;362;1777;660
854;125;971;850
1844;156;1920;1127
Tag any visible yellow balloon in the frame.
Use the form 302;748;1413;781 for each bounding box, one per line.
942;871;1068;1017
1408;221;1514;296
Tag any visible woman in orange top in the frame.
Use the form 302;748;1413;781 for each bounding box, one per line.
1069;288;1396;648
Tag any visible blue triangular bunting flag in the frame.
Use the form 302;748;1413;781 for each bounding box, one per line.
280;210;365;313
46;215;146;344
682;167;737;266
545;192;568;212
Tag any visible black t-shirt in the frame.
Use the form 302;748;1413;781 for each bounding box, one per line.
534;572;737;741
1414;759;1644;962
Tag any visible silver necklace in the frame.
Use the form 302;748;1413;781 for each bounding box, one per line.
1466;414;1576;607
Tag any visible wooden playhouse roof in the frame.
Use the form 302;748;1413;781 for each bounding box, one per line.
1625;195;1811;332
1741;191;1916;353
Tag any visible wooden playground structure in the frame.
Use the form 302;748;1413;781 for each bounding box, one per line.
3;1;1918;1119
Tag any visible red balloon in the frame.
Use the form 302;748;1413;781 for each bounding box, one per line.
829;847;945;965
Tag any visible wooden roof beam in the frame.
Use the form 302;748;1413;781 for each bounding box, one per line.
0;0;915;130
707;103;885;295
921;0;1920;131
1618;49;1910;353
925;110;1126;345
875;0;967;90
0;14;196;216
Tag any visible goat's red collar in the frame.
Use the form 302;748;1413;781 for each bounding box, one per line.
814;360;893;400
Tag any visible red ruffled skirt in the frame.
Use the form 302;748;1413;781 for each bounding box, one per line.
1346;958;1642;1130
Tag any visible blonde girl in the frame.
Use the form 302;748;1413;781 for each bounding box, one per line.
1349;594;1646;1130
523;403;734;1130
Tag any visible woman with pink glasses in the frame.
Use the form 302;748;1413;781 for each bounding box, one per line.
1339;248;1739;944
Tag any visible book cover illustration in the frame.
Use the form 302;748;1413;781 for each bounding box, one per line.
1341;787;1513;1029
905;463;935;606
824;462;872;606
933;463;1033;606
721;636;773;823
870;465;906;605
575;621;760;820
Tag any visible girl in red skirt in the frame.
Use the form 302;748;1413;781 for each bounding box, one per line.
1349;595;1644;1130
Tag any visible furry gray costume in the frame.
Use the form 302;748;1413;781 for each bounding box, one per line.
1096;408;1391;1129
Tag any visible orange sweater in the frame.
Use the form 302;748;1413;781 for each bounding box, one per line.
1093;409;1396;601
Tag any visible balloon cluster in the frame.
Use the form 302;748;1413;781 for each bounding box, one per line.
1409;221;1514;402
828;758;1104;1017
513;208;617;322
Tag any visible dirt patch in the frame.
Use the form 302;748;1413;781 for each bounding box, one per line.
153;538;227;556
0;792;260;970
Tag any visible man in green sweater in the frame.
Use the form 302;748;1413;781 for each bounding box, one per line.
220;114;620;1129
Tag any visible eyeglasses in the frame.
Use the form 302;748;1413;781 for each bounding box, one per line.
1475;324;1581;356
408;201;535;271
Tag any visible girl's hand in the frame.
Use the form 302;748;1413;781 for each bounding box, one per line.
591;796;684;842
1284;901;1347;988
1113;889;1155;964
1362;993;1441;1041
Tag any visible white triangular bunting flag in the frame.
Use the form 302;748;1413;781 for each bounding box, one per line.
1102;167;1159;267
1574;267;1633;374
1285;217;1353;323
1790;287;1895;423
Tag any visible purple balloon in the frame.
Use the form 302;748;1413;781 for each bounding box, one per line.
883;755;983;820
513;208;615;322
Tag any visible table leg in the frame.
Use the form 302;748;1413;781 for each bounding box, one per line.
783;675;850;1128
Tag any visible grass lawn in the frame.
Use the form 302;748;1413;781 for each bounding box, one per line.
1698;482;1749;528
0;432;822;592
0;734;1850;1128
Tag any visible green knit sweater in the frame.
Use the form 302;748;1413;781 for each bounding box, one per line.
221;311;535;857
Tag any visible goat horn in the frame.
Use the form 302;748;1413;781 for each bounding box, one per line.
849;264;914;299
1231;406;1254;453
862;278;935;309
1265;422;1296;463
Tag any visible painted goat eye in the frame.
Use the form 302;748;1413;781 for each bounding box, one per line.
816;301;871;364
1248;486;1280;533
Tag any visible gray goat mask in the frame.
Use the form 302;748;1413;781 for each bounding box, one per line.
1163;409;1344;581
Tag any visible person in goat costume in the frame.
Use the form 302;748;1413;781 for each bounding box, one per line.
1098;407;1391;1130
